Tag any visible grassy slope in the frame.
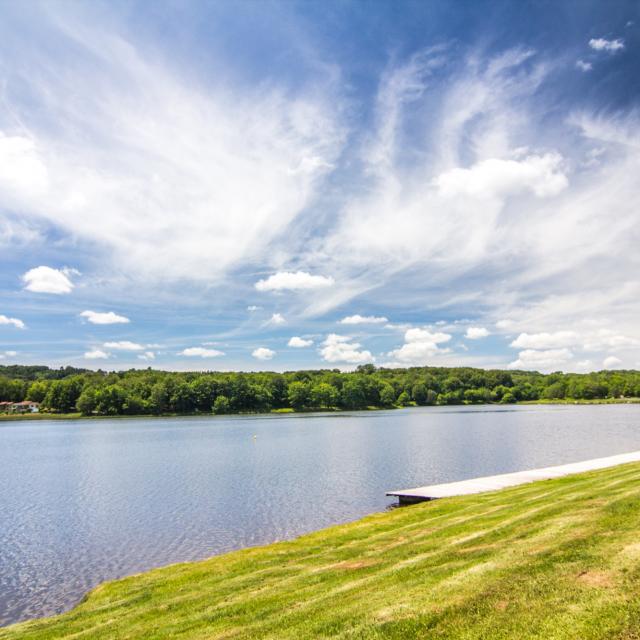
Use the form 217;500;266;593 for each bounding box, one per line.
3;463;640;640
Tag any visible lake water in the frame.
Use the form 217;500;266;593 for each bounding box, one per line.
1;404;640;626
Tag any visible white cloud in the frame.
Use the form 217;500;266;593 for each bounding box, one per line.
495;319;516;330
340;314;388;325
387;327;451;365
435;153;568;200
508;348;573;371
582;330;639;351
247;305;260;312
288;336;313;348
465;326;490;339
320;334;374;364
268;313;286;325
84;349;109;360
138;351;155;361
180;347;224;358
510;331;580;349
589;38;625;52
0;20;344;284
252;347;276;360
0;133;49;198
5;350;17;357
576;59;593;72
103;341;144;351
22;266;76;294
602;355;622;369
576;359;595;372
255;271;334;292
80;310;130;325
0;315;25;329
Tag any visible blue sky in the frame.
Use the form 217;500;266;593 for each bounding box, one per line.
1;0;639;373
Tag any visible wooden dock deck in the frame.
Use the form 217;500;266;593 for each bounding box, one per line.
387;450;640;504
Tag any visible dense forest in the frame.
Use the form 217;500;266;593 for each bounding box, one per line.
1;364;639;416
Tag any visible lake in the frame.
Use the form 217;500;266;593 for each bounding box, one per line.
1;404;639;626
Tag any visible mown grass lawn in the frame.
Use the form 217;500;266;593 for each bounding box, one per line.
3;462;640;639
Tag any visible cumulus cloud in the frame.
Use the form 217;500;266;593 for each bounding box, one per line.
180;347;224;358
320;334;374;364
340;314;388;325
252;347;276;360
103;341;144;351
0;314;25;329
84;349;109;359
465;326;490;339
589;38;625;52
255;271;334;292
387;328;452;365
22;266;76;294
435;153;568;200
602;355;622;369
80;310;130;325
510;331;580;349
288;336;313;348
247;305;260;312
576;59;593;72
268;313;286;325
138;351;155;361
508;348;573;371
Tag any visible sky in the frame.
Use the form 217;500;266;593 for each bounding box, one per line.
1;0;639;374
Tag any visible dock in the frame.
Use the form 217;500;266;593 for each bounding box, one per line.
387;450;640;504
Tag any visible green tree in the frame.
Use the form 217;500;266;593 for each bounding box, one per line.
213;395;231;414
310;382;338;409
379;383;396;406
288;381;311;411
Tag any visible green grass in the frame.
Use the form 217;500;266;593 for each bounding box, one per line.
0;412;83;421
4;463;640;639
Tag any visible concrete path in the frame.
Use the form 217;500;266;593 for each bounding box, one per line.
387;450;640;503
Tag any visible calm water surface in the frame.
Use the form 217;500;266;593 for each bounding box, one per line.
1;404;640;625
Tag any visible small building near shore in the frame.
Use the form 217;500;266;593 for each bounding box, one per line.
0;401;40;414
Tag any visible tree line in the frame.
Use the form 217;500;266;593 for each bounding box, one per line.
0;364;639;416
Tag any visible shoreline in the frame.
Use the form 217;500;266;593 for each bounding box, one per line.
1;397;639;422
3;459;640;637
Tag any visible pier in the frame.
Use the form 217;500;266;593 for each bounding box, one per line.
387;450;640;504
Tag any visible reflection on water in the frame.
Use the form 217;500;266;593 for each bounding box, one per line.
1;404;639;625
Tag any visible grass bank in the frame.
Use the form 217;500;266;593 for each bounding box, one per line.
3;462;640;639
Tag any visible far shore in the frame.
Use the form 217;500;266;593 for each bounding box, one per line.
1;397;639;422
